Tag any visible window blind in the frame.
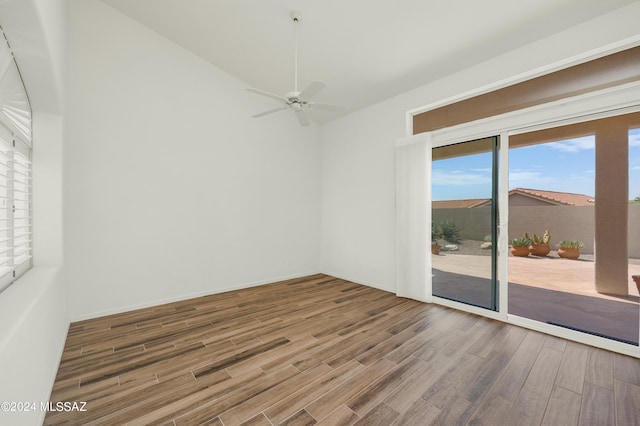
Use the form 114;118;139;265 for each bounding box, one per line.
0;123;31;291
0;26;32;292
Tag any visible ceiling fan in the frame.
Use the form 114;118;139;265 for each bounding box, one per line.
247;11;345;127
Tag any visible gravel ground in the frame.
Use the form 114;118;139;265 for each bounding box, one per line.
434;239;491;256
433;239;640;265
433;239;615;263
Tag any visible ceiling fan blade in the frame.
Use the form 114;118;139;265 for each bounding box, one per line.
309;102;347;113
299;81;325;100
252;106;288;118
247;13;333;128
294;109;310;127
247;88;287;103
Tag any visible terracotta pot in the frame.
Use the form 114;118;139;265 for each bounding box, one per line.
558;247;580;259
633;275;640;293
431;244;441;255
510;246;529;257
529;243;550;257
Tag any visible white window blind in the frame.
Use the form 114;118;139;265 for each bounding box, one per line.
0;26;31;142
0;123;31;291
395;133;430;303
0;25;32;292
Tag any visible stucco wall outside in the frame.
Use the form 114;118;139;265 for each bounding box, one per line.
432;204;640;257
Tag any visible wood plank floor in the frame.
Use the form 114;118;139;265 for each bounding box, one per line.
45;274;640;425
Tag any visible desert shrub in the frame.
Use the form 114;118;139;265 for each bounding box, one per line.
439;220;461;243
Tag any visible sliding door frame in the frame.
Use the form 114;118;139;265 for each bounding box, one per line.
430;136;499;311
415;81;640;358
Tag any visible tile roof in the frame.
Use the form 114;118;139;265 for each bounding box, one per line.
432;188;595;209
510;188;595;206
432;199;489;209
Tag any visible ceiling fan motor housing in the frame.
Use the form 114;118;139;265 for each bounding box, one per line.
285;91;301;100
291;11;302;22
247;10;343;126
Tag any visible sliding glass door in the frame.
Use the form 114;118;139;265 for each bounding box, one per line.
507;120;639;346
413;75;640;355
431;137;499;310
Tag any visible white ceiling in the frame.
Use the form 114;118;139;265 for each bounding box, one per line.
100;0;636;124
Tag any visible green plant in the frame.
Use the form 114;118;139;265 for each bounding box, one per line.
558;240;583;249
525;230;550;245
511;237;531;247
431;222;442;244
439;220;461;243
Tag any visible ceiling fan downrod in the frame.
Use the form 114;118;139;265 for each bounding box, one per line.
291;11;302;93
246;10;344;126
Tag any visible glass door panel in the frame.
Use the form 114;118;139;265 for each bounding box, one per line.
431;137;498;310
507;123;639;346
629;127;640;345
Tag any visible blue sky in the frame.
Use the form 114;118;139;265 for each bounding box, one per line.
432;128;640;201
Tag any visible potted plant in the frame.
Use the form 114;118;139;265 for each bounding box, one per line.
633;275;640;293
431;222;442;255
510;237;531;257
557;240;583;259
526;230;551;256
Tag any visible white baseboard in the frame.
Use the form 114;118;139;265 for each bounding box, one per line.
320;270;396;294
69;270;322;322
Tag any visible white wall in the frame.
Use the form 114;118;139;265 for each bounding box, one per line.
32;0;67;112
0;268;66;426
320;2;640;292
65;0;321;320
0;1;68;425
33;113;65;266
320;108;400;292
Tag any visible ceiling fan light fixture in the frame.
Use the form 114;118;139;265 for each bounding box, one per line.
247;10;345;127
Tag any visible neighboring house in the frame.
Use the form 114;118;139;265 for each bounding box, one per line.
505;188;596;207
431;198;488;209
433;188;595;209
432;187;625;256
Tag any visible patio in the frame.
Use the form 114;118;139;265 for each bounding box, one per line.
431;252;640;345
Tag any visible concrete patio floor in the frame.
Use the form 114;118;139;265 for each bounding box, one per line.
431;252;640;345
507;254;640;299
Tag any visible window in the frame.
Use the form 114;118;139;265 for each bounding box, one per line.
0;123;31;292
0;25;33;292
